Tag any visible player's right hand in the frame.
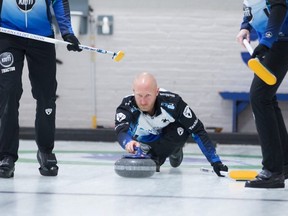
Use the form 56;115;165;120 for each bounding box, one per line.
125;141;140;153
251;43;269;60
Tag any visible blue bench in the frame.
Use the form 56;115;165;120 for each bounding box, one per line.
219;91;288;132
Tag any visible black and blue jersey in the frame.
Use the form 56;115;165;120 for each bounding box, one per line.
0;0;74;36
115;89;221;164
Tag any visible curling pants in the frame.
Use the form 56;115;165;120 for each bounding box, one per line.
143;122;189;165
0;33;57;161
250;41;288;173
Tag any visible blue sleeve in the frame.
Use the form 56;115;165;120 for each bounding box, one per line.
240;3;253;31
260;0;287;47
192;130;221;164
240;20;253;32
116;131;133;149
114;98;134;149
174;98;221;164
52;0;74;36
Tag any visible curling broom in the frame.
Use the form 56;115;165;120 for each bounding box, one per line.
0;27;124;62
243;39;276;85
200;167;258;181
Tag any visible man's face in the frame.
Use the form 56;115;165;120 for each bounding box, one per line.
133;85;158;115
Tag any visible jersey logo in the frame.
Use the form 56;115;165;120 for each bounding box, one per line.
265;31;273;38
16;0;36;12
45;108;53;115
116;113;126;122
177;127;184;136
161;102;175;110
161;118;170;123
189;118;199;131
243;5;253;22
183;106;192;118
0;52;15;74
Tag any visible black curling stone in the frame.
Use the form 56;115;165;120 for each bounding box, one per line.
114;147;156;178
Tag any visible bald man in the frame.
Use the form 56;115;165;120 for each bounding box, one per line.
115;72;228;176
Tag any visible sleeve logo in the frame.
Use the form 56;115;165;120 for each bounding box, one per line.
183;106;192;118
177;127;184;136
116;113;126;122
265;31;273;38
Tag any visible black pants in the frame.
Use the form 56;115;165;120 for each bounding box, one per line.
0;33;57;161
143;122;189;165
250;41;288;173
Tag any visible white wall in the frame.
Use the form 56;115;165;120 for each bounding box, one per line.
19;0;288;132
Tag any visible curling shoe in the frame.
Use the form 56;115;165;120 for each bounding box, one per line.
245;169;285;189
37;151;58;176
151;158;161;172
169;148;183;168
0;156;15;178
152;159;160;172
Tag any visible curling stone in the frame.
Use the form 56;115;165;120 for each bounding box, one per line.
114;147;156;178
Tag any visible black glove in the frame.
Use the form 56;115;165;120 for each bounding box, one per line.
62;34;82;52
212;161;228;177
251;44;269;61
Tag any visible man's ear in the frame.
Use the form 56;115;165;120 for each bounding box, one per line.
156;88;160;96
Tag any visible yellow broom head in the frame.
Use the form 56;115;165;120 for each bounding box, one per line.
114;51;125;62
228;170;258;181
248;59;276;85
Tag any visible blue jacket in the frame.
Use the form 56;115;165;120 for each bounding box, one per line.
0;0;74;36
241;0;288;47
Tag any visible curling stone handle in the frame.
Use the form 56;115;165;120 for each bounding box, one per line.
134;146;143;156
123;146;150;159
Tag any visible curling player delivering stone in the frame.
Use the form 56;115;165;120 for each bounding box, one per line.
114;72;228;176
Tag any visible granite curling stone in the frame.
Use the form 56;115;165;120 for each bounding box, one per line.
114;147;156;178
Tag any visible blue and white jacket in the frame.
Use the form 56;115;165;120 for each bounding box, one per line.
0;0;74;36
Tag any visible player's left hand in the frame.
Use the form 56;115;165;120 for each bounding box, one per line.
63;34;82;52
212;161;228;177
251;43;269;61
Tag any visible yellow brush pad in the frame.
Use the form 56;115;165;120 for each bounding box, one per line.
248;59;276;85
228;170;258;181
114;51;125;62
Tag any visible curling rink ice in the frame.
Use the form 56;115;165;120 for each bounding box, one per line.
0;140;288;216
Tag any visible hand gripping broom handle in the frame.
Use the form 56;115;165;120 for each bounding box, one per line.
242;38;277;85
242;39;254;56
0;27;124;62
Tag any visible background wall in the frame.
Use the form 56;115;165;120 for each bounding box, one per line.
19;0;288;133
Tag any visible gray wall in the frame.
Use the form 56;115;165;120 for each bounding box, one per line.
19;0;288;132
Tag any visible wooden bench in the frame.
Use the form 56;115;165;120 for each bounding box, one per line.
219;91;288;132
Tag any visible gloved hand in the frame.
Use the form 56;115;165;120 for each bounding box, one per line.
62;34;82;52
212;161;228;177
251;44;269;61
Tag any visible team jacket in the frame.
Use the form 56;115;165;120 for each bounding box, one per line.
240;0;288;48
115;89;221;164
0;0;74;36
